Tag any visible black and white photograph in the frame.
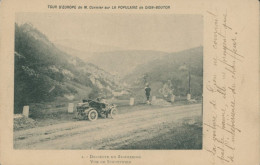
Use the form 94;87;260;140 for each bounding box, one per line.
13;13;203;150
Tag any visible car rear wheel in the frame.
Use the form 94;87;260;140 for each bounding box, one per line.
88;109;98;121
110;108;117;119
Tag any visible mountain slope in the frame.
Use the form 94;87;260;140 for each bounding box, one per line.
55;44;169;78
14;23;121;113
88;50;168;77
123;47;203;98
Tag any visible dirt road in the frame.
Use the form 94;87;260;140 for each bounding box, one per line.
14;104;202;149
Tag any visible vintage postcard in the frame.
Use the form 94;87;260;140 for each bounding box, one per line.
0;0;259;164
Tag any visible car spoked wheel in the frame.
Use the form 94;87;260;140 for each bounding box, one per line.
110;108;117;119
88;109;98;121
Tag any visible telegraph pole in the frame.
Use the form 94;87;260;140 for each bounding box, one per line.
187;56;191;100
188;66;191;94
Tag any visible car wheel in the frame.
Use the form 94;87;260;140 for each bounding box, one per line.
88;109;98;121
110;108;117;119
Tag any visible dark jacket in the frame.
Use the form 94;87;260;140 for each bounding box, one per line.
145;87;151;96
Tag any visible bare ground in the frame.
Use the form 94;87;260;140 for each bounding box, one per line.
14;104;202;150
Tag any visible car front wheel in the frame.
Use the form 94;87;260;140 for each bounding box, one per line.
110;108;117;119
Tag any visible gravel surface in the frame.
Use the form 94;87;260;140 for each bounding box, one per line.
14;104;202;150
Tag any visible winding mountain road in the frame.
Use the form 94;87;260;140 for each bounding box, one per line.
14;104;202;149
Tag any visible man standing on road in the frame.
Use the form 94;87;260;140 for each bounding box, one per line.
145;83;151;104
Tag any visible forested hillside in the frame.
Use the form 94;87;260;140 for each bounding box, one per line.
14;23;121;113
123;47;203;98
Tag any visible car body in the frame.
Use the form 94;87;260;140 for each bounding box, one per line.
76;99;117;121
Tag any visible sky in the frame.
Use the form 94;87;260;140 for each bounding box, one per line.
16;13;203;53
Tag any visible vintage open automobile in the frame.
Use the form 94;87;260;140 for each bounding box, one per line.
76;99;118;121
